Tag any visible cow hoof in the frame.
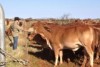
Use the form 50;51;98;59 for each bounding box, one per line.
54;65;57;67
81;64;85;67
59;61;63;65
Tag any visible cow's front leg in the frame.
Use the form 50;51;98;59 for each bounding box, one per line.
54;49;59;67
59;50;63;64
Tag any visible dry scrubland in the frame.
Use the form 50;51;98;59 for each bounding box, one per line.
5;19;100;67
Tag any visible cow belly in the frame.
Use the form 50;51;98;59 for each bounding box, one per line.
63;42;82;51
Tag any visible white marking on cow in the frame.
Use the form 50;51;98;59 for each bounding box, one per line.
72;47;79;51
46;39;52;49
40;33;52;49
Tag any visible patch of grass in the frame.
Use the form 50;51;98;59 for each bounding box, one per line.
6;37;26;67
6;62;23;67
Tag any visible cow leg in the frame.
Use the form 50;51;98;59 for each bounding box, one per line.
90;52;94;67
95;47;100;61
54;49;60;67
59;50;63;64
95;48;100;64
95;52;99;60
85;47;94;67
81;50;88;67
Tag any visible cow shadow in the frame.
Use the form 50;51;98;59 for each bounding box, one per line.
28;47;84;65
28;48;55;64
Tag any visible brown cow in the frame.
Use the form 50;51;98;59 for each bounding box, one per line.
83;21;100;61
92;23;100;61
30;21;100;67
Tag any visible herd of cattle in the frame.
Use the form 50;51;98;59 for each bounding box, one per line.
5;19;100;67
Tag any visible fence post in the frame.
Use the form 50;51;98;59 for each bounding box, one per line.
0;4;5;67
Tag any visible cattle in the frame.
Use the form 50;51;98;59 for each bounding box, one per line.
29;21;100;67
76;19;100;62
92;23;100;61
83;21;100;61
5;19;13;43
5;19;12;36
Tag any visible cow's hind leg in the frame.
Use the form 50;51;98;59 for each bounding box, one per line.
84;47;94;67
95;47;100;61
81;50;88;67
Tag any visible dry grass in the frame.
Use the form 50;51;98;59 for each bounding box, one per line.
6;46;25;67
5;31;27;67
6;44;25;67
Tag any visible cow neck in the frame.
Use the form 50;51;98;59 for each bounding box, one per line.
36;23;52;41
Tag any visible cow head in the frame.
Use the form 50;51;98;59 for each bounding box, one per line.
27;32;36;41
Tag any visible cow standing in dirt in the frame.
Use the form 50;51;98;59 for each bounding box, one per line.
28;21;100;67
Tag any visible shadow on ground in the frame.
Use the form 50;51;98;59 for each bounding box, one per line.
28;46;84;66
